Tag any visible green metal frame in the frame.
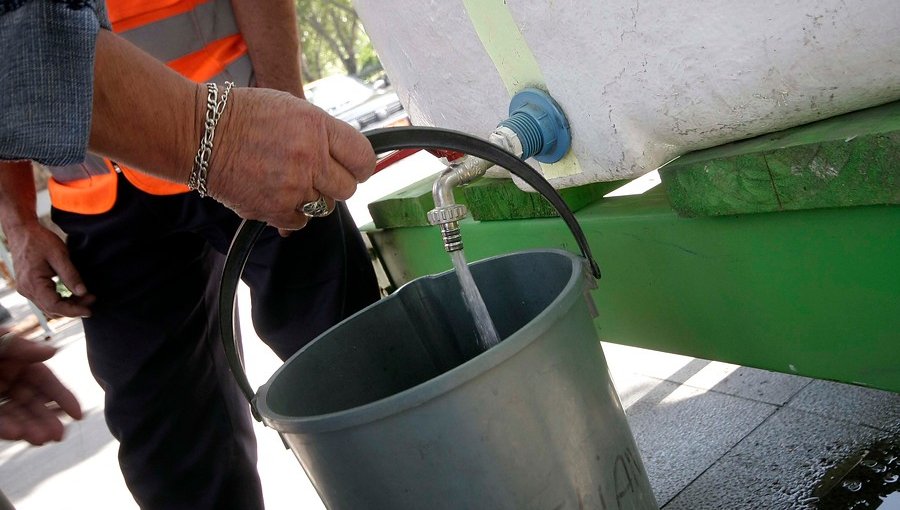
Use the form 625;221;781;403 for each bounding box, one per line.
366;191;900;392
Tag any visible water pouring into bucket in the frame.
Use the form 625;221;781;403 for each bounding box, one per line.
218;117;656;508
421;89;585;355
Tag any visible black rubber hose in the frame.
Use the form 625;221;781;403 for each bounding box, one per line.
219;126;602;409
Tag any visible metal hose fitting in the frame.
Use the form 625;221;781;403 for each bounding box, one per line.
438;222;464;252
427;156;493;252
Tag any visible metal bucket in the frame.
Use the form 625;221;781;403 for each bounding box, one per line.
259;249;656;509
218;127;657;509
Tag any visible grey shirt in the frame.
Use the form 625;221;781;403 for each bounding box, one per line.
0;0;110;166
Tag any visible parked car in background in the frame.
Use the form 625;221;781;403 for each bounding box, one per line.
304;75;409;131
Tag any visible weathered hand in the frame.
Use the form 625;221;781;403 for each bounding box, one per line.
0;333;83;445
6;223;95;318
208;88;375;230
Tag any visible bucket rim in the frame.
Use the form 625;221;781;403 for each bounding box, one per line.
255;248;591;434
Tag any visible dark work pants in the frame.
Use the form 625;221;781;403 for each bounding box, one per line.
52;175;379;510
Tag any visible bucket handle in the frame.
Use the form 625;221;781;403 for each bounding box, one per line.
219;126;601;413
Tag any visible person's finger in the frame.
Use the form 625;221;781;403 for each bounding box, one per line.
47;249;89;298
45;297;93;319
4;385;56;445
25;278;72;318
70;293;97;309
1;336;55;363
9;381;66;445
0;401;27;442
327;119;376;183
27;364;82;421
20;394;64;445
277;223;310;237
19;415;58;445
264;212;307;233
32;276;93;318
313;157;358;202
322;197;337;216
56;295;95;319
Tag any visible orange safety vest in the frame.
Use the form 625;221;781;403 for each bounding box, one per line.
48;0;253;214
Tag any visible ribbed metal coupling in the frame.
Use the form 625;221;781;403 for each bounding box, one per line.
439;223;464;252
426;204;468;226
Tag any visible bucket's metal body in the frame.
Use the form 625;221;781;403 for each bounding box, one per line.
256;249;657;509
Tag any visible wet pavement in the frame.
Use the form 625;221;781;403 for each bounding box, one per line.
603;344;900;509
813;438;900;509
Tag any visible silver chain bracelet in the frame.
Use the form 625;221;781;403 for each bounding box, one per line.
188;81;234;197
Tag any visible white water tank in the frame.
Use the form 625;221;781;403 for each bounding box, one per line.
354;0;900;187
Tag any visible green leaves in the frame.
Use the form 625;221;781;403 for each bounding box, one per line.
296;0;383;82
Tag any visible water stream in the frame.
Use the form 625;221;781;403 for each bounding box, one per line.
449;249;501;352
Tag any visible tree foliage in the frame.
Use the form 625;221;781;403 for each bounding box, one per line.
295;0;382;83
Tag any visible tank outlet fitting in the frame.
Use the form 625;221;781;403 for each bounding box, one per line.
497;88;571;163
426;89;570;253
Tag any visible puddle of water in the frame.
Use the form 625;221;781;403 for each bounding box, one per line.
815;438;900;509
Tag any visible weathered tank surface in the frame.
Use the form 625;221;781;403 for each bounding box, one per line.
354;0;900;188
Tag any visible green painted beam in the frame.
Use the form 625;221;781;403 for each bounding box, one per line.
365;191;900;393
662;101;900;216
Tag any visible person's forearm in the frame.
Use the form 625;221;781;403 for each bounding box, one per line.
88;29;202;184
79;25;376;231
231;0;304;97
0;161;40;229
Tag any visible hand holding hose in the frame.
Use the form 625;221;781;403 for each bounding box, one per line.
85;32;375;232
205;88;374;231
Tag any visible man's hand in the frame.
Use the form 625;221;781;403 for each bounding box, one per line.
5;223;95;318
0;333;83;445
208;88;376;231
0;160;95;318
86;32;375;231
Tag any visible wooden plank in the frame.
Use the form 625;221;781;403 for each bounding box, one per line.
661;101;900;216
